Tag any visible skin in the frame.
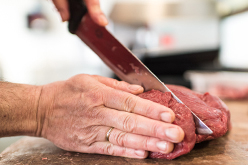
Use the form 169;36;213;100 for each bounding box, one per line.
52;0;108;26
0;75;184;158
0;0;185;159
38;74;184;158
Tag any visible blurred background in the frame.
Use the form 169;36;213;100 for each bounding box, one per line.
1;0;248;152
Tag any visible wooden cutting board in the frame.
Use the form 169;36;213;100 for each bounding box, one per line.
1;101;248;165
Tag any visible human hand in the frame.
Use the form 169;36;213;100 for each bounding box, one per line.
36;74;184;159
52;0;108;26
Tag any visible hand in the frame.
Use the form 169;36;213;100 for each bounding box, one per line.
52;0;108;26
37;74;184;159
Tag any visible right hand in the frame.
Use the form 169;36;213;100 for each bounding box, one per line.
52;0;108;26
37;74;184;159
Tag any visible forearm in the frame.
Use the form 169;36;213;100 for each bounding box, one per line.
0;81;42;137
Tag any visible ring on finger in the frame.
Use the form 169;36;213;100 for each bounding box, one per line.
106;127;114;142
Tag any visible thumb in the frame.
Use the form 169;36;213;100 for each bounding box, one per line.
84;0;108;26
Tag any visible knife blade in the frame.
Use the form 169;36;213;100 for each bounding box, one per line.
68;0;213;135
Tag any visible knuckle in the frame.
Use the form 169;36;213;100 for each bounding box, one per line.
124;96;137;112
81;105;95;117
112;79;120;88
119;81;128;88
87;107;105;124
82;89;103;105
118;147;128;156
141;137;150;150
75;127;98;146
151;124;160;138
91;75;100;81
70;74;88;82
123;115;137;133
143;103;154;118
81;136;94;146
115;132;128;147
105;143;114;155
101;143;128;156
93;108;105;123
82;127;98;146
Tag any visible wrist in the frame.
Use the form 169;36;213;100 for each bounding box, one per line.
16;84;42;136
35;85;47;137
32;85;43;137
0;82;42;137
35;82;59;138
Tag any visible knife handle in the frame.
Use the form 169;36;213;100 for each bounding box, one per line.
68;0;88;34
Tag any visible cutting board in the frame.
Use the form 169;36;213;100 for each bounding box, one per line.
1;101;248;165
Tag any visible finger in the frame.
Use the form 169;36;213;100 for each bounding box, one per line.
97;107;185;143
92;75;144;95
76;142;148;159
102;88;175;123
109;128;174;154
84;0;108;26
68;125;173;154
52;0;69;22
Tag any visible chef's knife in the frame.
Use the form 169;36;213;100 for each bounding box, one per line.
68;0;213;135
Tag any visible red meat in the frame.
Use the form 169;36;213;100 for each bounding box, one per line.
138;85;231;160
209;84;248;100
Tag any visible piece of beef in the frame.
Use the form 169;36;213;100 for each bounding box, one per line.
138;85;231;160
209;84;248;100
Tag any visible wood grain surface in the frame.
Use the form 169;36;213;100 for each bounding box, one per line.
0;101;248;165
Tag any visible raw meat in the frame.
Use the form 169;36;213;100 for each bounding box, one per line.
138;85;231;160
209;84;248;100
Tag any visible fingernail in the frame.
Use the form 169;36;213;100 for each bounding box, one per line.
156;141;167;151
134;150;145;157
129;85;142;91
161;112;172;123
165;127;179;141
99;15;108;26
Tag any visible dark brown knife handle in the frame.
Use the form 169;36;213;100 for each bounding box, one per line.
68;0;88;34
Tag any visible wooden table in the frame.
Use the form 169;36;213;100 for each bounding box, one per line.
1;101;248;165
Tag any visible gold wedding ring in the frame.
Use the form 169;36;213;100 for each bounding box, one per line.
106;127;114;142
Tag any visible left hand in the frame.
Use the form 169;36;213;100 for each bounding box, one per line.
36;74;184;158
52;0;108;26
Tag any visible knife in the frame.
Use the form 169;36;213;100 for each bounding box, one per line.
68;0;213;135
